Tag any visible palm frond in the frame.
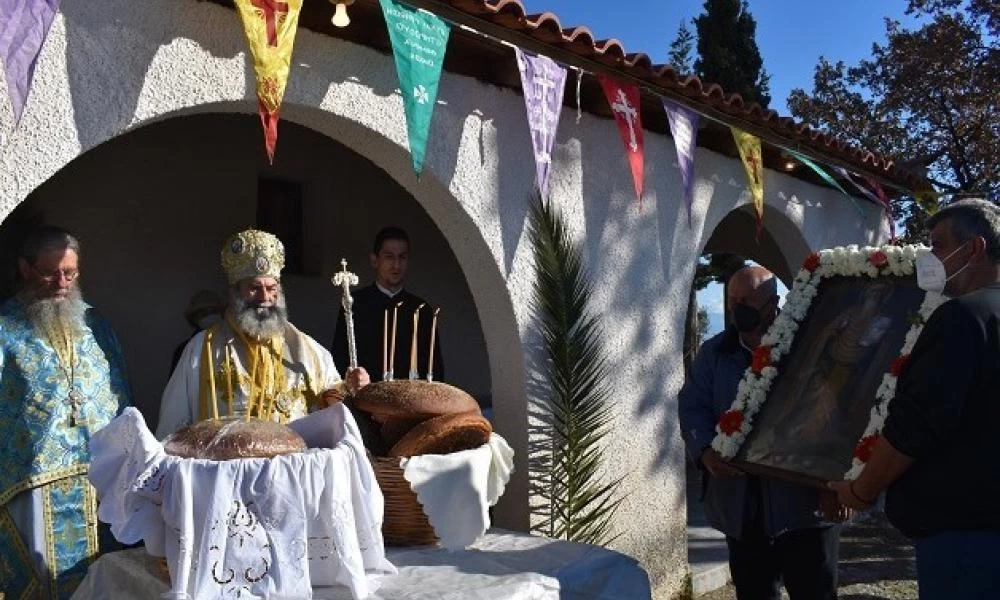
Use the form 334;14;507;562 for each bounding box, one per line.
528;194;627;547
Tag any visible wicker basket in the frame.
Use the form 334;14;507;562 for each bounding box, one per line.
370;455;439;547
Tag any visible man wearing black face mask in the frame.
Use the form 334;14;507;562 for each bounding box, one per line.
830;199;1000;599
680;265;843;600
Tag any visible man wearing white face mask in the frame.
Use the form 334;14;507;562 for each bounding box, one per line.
829;198;1000;599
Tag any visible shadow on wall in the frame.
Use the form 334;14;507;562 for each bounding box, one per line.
0;114;492;430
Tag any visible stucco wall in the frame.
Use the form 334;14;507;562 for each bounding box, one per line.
0;0;887;596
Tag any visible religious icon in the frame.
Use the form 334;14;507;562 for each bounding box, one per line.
736;275;926;483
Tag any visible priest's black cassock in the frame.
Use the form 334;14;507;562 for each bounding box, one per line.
332;284;444;382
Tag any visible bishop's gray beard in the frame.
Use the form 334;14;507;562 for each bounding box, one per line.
20;285;87;336
231;291;289;339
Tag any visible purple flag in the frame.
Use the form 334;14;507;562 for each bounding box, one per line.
0;0;60;127
662;99;700;226
515;48;566;199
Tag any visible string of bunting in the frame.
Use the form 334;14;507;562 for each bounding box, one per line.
0;0;958;231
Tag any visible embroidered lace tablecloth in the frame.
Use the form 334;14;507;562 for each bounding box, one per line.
72;530;652;600
88;406;395;600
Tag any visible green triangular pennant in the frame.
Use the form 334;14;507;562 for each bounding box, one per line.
379;0;450;175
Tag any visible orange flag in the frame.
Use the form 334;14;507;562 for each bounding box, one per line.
731;127;765;239
234;0;303;163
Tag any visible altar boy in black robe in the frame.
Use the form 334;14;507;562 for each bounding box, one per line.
332;227;444;382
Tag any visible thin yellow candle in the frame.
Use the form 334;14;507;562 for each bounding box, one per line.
246;351;259;422
206;331;219;420
383;309;389;378
409;304;425;378
389;301;404;379
427;308;440;381
224;344;234;417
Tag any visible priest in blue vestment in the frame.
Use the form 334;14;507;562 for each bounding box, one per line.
0;226;131;599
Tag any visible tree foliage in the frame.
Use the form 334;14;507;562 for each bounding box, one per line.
693;0;772;108
788;0;998;242
668;20;696;74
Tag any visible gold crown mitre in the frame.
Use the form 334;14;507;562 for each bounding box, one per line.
221;229;285;284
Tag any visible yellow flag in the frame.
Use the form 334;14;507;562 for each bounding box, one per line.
731;127;765;238
234;0;304;163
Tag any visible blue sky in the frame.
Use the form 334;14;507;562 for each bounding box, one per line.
521;0;923;113
522;0;921;335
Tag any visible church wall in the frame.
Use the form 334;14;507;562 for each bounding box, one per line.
0;0;887;596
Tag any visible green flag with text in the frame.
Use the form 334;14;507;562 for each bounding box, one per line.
380;0;450;175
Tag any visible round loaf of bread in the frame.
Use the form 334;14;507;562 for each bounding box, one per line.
164;417;307;460
353;380;480;423
388;412;493;458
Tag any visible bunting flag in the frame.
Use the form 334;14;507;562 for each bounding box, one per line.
380;0;450;176
234;0;304;163
0;0;61;128
834;166;896;241
731;127;765;238
914;187;942;214
514;48;566;200
862;175;896;241
662;99;700;226
598;75;645;202
785;149;864;218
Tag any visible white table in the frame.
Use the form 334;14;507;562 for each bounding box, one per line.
72;530;652;600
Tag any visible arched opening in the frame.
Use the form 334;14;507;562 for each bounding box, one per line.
684;204;810;590
0;112;495;424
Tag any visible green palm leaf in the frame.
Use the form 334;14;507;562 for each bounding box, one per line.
528;194;626;547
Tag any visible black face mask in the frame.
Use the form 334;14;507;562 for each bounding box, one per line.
732;303;763;333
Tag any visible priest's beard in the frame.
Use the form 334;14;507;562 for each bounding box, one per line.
231;290;289;339
20;284;87;337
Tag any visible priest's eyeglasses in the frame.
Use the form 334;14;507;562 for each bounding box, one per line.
32;266;80;282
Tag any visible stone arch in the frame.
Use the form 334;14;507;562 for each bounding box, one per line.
0;101;530;529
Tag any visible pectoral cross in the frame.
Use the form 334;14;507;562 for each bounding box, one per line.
611;89;638;152
250;0;289;47
66;388;83;427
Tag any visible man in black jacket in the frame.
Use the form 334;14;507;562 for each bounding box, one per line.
332;227;444;382
829;198;1000;599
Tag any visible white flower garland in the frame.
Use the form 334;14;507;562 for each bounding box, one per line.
709;244;946;480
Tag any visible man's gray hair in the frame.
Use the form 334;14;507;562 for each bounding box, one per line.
18;225;81;265
926;198;1000;263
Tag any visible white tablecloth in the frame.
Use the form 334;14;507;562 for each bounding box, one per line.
72;530;652;600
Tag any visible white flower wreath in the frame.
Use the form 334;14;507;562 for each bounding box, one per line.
709;244;947;479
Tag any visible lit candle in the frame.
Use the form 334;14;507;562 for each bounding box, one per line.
383;309;389;380
389;301;403;380
409;304;425;379
427;308;440;382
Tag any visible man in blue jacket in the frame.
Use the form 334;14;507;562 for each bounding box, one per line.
680;265;841;600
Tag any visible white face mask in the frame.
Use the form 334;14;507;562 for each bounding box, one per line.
916;243;970;294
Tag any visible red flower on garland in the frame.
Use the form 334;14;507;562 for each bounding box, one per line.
719;410;745;435
853;434;880;462
802;253;821;272
890;354;910;378
751;345;772;375
869;250;888;268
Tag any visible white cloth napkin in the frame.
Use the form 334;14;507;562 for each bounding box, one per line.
89;406;395;600
399;434;515;550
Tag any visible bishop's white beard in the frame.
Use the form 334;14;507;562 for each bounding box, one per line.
20;284;87;337
231;291;289;340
